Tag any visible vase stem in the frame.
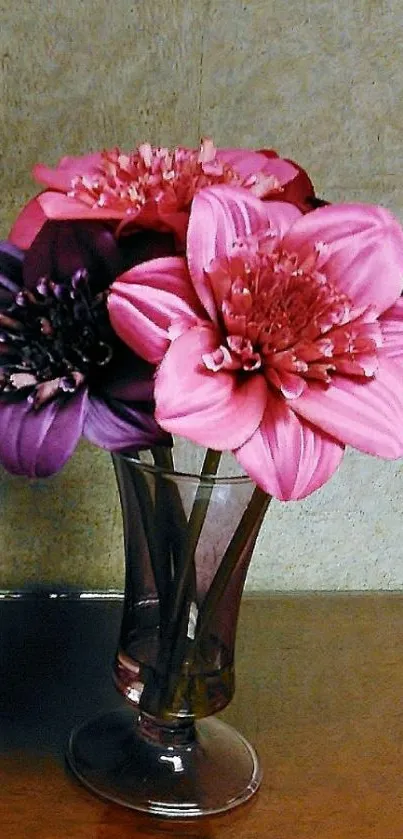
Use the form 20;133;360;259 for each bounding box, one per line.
136;711;196;747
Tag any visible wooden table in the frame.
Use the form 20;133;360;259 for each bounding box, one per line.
2;594;403;838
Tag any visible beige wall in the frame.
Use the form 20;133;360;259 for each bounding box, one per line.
1;0;403;591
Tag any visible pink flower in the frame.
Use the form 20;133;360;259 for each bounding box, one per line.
9;140;304;250
107;186;403;501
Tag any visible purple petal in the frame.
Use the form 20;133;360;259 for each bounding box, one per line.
102;345;156;402
118;230;177;271
83;396;170;450
0;389;87;477
23;220;123;293
0;240;23;296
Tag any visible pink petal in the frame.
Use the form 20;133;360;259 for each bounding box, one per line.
33;152;103;191
0;390;87;477
290;358;403;459
154;324;268;449
235;395;344;500
282;203;403;314
217;148;298;186
379;299;403;360
37;191;124;222
187;185;301;319
261;200;303;239
108;257;203;364
9;197;48;249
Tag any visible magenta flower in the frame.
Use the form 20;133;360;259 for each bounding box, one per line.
0;223;169;478
9;140;305;250
107;186;403;500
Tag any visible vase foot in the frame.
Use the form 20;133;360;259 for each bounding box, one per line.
66;706;262;818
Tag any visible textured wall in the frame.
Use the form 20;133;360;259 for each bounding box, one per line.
1;0;403;591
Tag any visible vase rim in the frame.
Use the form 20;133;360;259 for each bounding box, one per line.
114;451;253;485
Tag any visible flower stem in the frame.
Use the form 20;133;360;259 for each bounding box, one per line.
140;448;221;716
113;451;172;631
196;486;271;645
151;446;188;604
168;486;271;714
169;487;271;709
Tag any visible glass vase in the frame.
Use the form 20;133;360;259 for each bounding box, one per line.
67;446;270;818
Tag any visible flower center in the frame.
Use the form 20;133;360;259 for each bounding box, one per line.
203;234;382;399
0;270;114;408
68;139;280;216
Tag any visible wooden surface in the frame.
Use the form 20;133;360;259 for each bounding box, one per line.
2;594;403;838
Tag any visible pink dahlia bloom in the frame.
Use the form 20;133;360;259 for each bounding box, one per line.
107;186;403;501
9;140;306;250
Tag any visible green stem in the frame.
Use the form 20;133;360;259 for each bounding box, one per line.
168;486;271;714
180;448;222;560
151;446;188;599
122;453;173;630
196;487;271;646
164;447;221;633
140;448;221;716
161;449;221;701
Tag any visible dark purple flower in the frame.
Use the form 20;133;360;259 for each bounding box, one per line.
0;223;170;477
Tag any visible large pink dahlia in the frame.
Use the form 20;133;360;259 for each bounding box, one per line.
107;186;403;500
9;140;308;250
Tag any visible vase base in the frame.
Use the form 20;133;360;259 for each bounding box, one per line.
66;706;262;818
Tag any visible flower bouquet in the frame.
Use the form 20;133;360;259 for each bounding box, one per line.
2;139;403;817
